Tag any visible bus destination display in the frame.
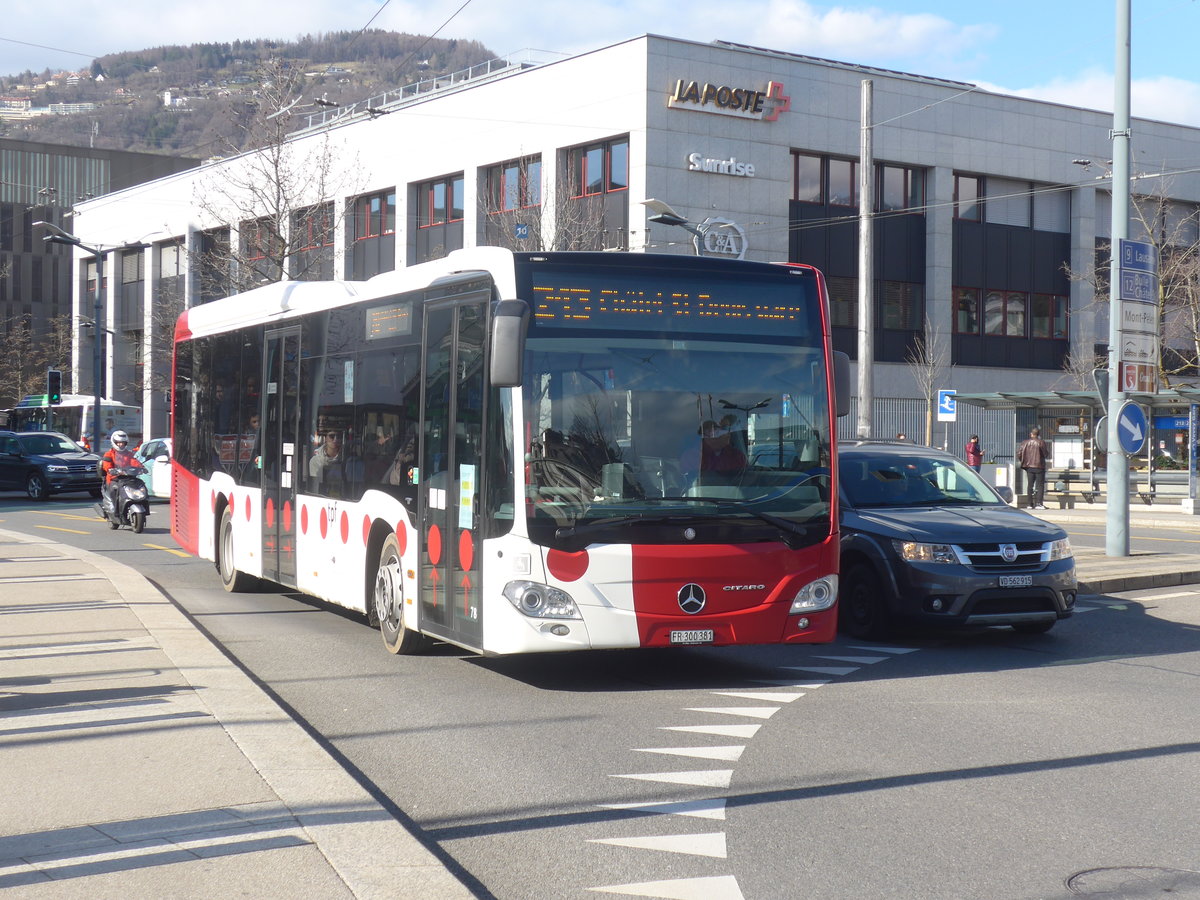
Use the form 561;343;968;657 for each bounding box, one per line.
528;272;815;338
366;300;414;340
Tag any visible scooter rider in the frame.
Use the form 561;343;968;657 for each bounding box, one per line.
99;430;144;511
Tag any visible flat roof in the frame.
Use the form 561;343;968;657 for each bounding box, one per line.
954;390;1200;411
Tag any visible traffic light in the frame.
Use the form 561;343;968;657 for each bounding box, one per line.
47;369;62;405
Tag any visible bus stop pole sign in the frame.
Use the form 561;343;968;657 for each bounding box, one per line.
936;389;957;423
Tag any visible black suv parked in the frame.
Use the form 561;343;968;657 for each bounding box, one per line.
838;441;1077;639
0;431;103;500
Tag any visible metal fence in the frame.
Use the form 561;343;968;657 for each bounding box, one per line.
837;397;1017;465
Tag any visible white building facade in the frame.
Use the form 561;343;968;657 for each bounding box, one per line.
71;34;1200;442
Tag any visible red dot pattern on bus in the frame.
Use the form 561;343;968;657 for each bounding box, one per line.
283;501;292;533
265;497;275;529
319;507;328;539
244;494;251;521
428;524;442;565
458;530;474;571
340;510;350;543
396;521;407;554
546;548;589;582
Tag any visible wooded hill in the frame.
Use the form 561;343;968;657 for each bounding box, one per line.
0;31;496;156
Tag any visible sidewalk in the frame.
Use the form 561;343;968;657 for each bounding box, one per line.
1030;502;1200;595
0;528;475;899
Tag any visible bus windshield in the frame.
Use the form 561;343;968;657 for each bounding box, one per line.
519;259;832;547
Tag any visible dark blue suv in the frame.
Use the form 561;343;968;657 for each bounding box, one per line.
837;441;1077;639
0;431;103;500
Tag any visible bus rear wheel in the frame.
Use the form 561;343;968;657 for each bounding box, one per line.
218;506;255;592
374;534;424;654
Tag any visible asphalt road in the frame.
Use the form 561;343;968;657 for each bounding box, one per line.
4;494;1200;899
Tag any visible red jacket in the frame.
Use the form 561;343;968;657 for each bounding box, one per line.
964;440;983;466
100;447;143;484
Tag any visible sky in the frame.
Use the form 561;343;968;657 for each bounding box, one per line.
3;0;1200;127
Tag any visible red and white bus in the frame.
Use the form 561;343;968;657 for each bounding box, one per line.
171;248;845;655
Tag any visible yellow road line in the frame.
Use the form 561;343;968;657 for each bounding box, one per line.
143;543;191;558
35;525;90;535
33;511;98;522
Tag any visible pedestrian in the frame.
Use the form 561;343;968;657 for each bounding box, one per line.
895;432;906;442
1017;426;1051;509
964;434;984;472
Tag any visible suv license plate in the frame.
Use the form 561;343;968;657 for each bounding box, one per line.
670;629;715;645
999;575;1033;588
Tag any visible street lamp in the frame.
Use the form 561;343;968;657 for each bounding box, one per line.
34;221;148;454
641;198;704;250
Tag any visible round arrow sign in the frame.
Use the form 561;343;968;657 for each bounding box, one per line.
1115;401;1147;456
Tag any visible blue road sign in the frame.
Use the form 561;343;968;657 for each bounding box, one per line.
1119;238;1156;273
1116;401;1147;455
514;223;529;240
936;389;957;422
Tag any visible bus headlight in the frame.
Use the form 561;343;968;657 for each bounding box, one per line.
503;581;582;619
790;575;838;613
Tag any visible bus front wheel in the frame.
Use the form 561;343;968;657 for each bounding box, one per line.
374;534;424;654
218;507;255;592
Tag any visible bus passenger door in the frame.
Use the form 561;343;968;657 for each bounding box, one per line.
419;299;485;650
261;328;301;585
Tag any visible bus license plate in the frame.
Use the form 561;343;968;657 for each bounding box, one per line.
670;629;715;645
999;575;1033;588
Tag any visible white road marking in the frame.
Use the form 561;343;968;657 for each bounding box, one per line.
589;832;727;858
633;745;745;762
710;690;804;702
589;874;745;898
780;665;859;676
845;645;918;654
596;798;727;820
813;654;888;664
612;770;734;788
660;724;761;738
685;706;780;719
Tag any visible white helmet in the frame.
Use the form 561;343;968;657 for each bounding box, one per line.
111;430;130;447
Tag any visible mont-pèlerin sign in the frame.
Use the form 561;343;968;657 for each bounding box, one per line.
668;78;791;122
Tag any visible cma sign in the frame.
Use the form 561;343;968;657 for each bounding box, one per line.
668;78;791;122
687;152;755;178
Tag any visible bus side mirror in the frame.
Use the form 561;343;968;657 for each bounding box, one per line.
833;351;851;418
491;299;530;388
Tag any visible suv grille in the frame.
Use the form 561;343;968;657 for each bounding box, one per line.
957;541;1047;572
63;462;97;476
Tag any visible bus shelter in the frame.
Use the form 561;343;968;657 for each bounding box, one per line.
953;388;1200;504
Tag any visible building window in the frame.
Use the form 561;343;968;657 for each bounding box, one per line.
881;281;921;330
291;202;334;281
485;158;542;212
954;174;982;221
954;287;979;334
828;158;856;207
239;217;282;288
792;151;823;203
348;189;396;279
118;249;144;331
569;138;629;198
196;227;230;304
1031;293;1068;339
827;275;857;328
984;290;1027;337
878;165;926;212
418;175;465;227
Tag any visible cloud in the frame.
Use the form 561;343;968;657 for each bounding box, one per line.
979;69;1200;129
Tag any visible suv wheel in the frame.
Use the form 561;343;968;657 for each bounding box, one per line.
25;471;49;501
839;562;892;640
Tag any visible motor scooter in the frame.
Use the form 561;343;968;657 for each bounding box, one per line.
96;466;150;533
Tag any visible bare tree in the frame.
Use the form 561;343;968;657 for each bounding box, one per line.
0;314;73;409
479;157;622;252
1054;343;1108;391
192;58;363;295
904;315;951;446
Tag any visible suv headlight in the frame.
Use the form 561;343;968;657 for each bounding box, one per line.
46;464;68;473
503;581;582;619
1047;537;1073;560
790;574;838;613
894;540;960;564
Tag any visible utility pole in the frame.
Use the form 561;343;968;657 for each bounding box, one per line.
1106;0;1131;556
856;79;874;439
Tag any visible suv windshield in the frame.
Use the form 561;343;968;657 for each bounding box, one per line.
18;433;82;455
842;452;999;508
